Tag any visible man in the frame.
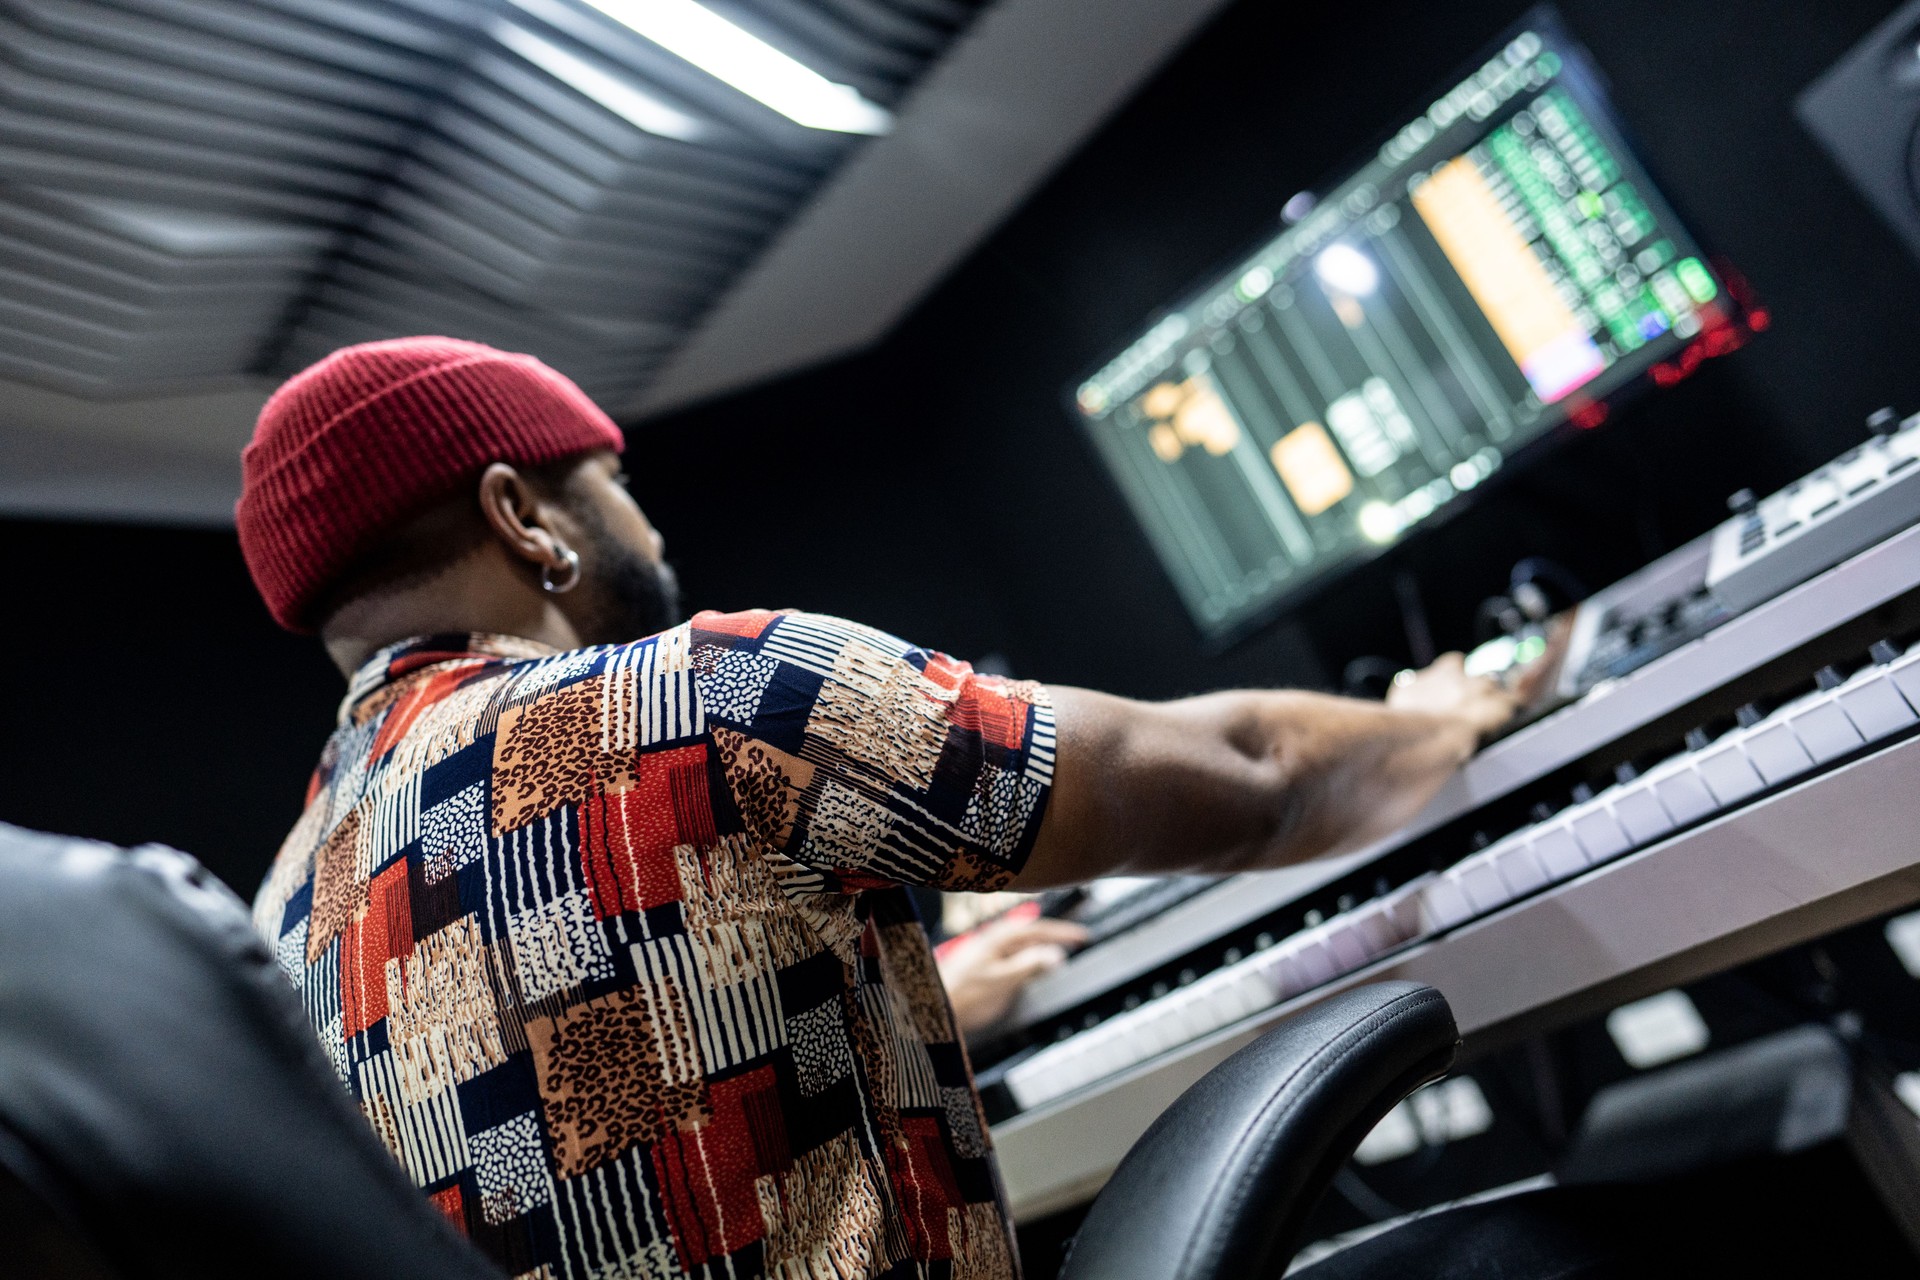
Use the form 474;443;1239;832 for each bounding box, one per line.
242;337;1517;1280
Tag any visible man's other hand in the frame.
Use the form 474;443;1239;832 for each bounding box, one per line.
938;915;1089;1035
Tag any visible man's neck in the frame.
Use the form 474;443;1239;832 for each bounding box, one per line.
320;556;585;678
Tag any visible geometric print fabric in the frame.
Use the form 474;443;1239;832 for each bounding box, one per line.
252;611;1055;1279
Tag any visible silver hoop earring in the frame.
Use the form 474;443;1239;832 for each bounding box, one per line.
541;545;581;594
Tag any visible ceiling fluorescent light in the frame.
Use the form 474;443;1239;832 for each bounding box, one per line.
578;0;892;135
495;22;708;142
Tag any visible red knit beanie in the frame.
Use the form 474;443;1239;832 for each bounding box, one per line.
236;336;626;632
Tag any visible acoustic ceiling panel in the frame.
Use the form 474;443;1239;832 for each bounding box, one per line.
0;0;990;402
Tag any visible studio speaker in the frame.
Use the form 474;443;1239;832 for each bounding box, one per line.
1799;2;1920;261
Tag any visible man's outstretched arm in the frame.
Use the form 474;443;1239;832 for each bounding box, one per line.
1013;656;1517;890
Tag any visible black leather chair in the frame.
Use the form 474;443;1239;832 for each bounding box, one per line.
0;822;1462;1279
1059;981;1459;1280
0;822;502;1280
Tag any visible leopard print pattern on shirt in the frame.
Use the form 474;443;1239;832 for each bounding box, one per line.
526;986;712;1180
710;727;811;851
492;677;638;833
306;807;366;964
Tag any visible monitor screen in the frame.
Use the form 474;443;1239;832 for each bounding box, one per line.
1072;10;1739;640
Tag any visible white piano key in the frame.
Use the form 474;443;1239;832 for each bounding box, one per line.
1528;822;1590;881
1048;1039;1102;1081
1187;986;1239;1033
1008;951;1298;1108
1741;721;1814;785
1133;1011;1181;1055
1379;876;1433;943
1221;967;1267;1005
1034;1057;1083;1099
1160;1013;1213;1054
1568;802;1632;861
1694;736;1765;805
1164;994;1212;1043
1248;941;1290;984
1294;936;1336;986
1005;1076;1043;1108
1346;899;1400;956
1490;837;1549;896
1835;668;1918;741
1454;859;1512;914
1006;1060;1056;1108
1608;782;1675;845
1269;949;1311;999
1785;694;1864;763
1887;646;1920;709
1419;876;1473;931
1323;919;1372;972
1086;1033;1133;1068
1055;1024;1099;1054
1207;985;1257;1029
1066;1051;1117;1091
1646;758;1716;825
1221;970;1275;1019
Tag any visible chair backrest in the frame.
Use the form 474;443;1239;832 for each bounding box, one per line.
1058;981;1459;1280
0;823;503;1280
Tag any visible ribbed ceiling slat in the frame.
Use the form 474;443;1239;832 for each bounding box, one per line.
0;20;414;143
0;0;993;404
121;0;458;84
5;0;436;113
0;71;394;172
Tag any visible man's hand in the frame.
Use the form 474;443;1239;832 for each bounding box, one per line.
938;915;1089;1035
1386;652;1522;739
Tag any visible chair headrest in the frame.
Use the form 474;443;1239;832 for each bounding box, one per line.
1060;980;1458;1280
0;823;502;1280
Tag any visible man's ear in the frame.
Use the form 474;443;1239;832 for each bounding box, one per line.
476;462;570;574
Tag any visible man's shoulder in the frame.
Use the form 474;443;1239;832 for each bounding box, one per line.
688;608;785;641
552;621;703;672
687;609;923;662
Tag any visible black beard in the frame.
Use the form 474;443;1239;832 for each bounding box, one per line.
574;518;684;645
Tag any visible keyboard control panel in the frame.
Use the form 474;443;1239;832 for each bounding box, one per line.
1707;410;1920;614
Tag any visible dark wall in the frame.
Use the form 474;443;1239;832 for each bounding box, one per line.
647;0;1920;697
3;0;1915;893
0;519;340;892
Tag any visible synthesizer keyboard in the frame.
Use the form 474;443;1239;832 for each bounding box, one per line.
999;626;1920;1113
978;426;1920;1220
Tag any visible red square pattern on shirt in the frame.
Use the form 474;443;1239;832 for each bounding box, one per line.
652;1065;787;1266
887;1114;967;1261
427;1185;466;1232
692;609;778;640
581;743;712;920
946;683;1028;753
370;665;474;761
341;857;411;1039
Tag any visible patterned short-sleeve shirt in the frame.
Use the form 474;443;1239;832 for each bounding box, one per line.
252;610;1056;1280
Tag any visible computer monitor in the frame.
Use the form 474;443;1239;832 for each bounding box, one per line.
1072;9;1745;641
